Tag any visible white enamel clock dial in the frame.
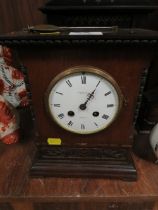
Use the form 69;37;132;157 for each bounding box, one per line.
46;66;123;134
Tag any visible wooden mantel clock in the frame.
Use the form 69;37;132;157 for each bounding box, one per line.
1;27;158;180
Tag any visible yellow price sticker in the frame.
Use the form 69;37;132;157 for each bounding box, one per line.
47;138;62;145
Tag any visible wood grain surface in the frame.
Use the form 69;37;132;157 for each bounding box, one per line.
0;0;158;34
18;45;152;147
0;0;46;34
0;137;157;203
0;1;158;209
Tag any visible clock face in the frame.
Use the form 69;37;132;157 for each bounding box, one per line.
45;66;123;134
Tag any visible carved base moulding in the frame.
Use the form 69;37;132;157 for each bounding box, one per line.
31;146;137;181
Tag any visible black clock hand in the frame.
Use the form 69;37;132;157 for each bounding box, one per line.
79;90;95;110
79;80;101;110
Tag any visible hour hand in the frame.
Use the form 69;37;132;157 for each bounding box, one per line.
79;103;87;110
79;80;101;110
79;90;95;110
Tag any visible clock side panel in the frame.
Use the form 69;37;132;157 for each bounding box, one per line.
18;45;152;147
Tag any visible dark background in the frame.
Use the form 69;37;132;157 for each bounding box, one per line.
0;0;158;33
0;0;47;34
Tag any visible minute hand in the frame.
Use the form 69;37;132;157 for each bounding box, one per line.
79;80;101;110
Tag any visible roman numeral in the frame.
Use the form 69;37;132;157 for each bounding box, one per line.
81;75;86;84
54;104;60;107
107;104;114;108
68;121;73;126
66;80;72;87
81;124;85;130
56;92;63;95
94;122;98;127
105;91;111;96
58;113;64;119
102;114;109;120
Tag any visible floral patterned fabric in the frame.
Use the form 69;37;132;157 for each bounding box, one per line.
0;46;29;144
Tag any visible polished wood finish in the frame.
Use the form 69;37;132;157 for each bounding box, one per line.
11;202;34;210
0;0;158;34
0;138;157;209
0;203;12;210
41;0;158;28
0;29;156;178
31;146;137;180
0;0;46;34
35;202;154;210
0;1;158;209
18;45;152;147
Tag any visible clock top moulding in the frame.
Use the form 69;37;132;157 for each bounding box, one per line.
40;0;158;28
2;27;158;41
0;27;158;180
41;0;158;10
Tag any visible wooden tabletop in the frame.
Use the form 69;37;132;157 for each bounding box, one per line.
0;138;158;203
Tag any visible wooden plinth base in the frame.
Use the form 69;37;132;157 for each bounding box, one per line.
30;146;137;181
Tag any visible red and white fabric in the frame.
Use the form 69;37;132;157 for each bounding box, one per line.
0;46;29;144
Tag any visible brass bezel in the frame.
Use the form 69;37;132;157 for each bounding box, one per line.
45;66;123;135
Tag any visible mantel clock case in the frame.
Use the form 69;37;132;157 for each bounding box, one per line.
1;27;158;180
